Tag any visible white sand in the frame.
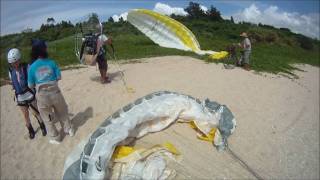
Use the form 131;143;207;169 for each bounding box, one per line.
1;56;319;179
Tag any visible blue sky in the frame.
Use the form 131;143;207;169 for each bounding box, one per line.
1;0;319;38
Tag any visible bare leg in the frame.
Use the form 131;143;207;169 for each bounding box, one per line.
19;106;35;139
99;69;110;83
20;106;31;126
29;101;47;136
97;56;110;83
99;69;106;82
105;63;109;80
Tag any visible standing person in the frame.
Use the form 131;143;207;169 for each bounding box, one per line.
28;39;74;144
238;32;252;71
95;32;112;84
6;48;47;139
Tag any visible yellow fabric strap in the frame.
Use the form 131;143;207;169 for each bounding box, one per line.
161;142;180;155
209;51;229;60
112;146;136;159
113;142;180;160
189;121;217;142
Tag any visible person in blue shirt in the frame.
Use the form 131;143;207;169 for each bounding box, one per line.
6;48;47;139
28;39;74;144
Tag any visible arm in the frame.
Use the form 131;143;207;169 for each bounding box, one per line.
238;41;247;49
106;38;112;45
27;66;35;89
101;34;111;45
53;61;62;81
93;35;110;62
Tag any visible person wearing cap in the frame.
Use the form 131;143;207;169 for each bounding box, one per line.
6;48;47;139
28;39;74;144
237;32;251;70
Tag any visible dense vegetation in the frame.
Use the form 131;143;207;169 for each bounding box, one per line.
1;2;319;79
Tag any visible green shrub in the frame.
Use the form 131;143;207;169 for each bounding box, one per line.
297;35;314;50
265;32;279;43
249;32;263;42
283;38;294;46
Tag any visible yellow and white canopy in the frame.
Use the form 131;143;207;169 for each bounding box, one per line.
128;9;200;52
127;9;228;60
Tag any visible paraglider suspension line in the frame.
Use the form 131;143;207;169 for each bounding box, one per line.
28;103;43;125
109;44;134;93
225;142;264;180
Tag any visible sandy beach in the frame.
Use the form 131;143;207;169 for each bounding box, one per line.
1;56;319;179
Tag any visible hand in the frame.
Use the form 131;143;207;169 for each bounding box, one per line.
107;38;112;45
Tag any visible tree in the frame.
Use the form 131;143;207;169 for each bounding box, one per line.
119;17;124;23
40;24;49;32
230;16;234;24
206;6;223;21
108;17;114;23
47;17;55;25
22;27;32;33
184;2;206;19
297;35;314;50
87;13;100;25
280;27;291;32
60;20;73;28
170;14;186;22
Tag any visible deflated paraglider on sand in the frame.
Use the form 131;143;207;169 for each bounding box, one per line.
127;9;228;60
63;91;236;180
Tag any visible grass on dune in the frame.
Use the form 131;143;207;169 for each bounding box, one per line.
1;21;319;80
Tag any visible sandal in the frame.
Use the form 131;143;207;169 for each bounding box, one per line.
27;125;35;139
104;77;111;83
101;77;111;84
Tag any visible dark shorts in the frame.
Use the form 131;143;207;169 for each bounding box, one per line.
97;55;108;70
17;99;34;106
16;89;35;107
17;96;35;107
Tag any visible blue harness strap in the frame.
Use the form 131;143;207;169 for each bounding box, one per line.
9;63;29;95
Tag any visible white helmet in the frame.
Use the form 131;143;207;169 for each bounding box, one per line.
7;48;21;63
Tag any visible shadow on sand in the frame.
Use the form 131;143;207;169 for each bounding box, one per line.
89;71;122;83
60;107;93;141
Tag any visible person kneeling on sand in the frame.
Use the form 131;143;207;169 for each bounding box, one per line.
237;32;251;71
28;39;74;144
6;48;47;139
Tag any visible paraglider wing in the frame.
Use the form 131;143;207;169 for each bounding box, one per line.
127;9;201;53
63;91;236;180
127;9;229;60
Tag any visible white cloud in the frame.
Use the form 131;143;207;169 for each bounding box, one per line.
232;4;320;39
1;1;128;35
153;2;188;16
200;5;208;12
112;12;128;22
